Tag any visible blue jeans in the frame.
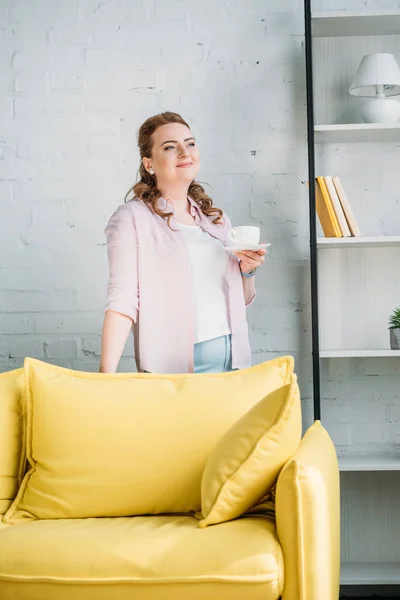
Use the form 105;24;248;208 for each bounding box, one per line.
141;334;234;374
194;334;233;373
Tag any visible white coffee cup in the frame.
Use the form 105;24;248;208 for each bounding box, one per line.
229;226;260;245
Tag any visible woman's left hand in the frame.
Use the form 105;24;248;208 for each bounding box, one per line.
235;248;267;275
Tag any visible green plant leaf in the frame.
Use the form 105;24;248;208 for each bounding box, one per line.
388;307;400;329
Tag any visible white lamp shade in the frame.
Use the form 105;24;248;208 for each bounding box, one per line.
349;53;400;97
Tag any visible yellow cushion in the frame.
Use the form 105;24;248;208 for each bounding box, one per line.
0;517;8;532
275;421;340;600
0;368;25;514
0;514;283;600
198;377;301;527
3;355;294;523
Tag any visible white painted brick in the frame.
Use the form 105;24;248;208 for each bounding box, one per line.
251;327;301;353
0;359;23;372
84;89;159;114
85;48;152;73
0;183;13;203
351;423;394;447
44;340;78;359
0;97;13;119
154;0;207;19
78;0;149;28
0;159;39;180
47;24;92;46
160;37;204;65
361;358;400;376
347;402;388;424
115;357;137;373
14;74;48;92
9;1;79;26
1;268;53;293
14;93;84;118
230;0;302;15
325;423;352;447
388;403;400;422
34;314;102;335
81;337;133;359
70;358;102;373
0;291;77;312
17;136;88;160
48;70;84;91
0;315;33;335
0;71;14;96
12;47;83;72
81;338;98;358
9;338;45;359
4;22;46;46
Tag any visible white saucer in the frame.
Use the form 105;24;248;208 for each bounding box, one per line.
224;242;271;253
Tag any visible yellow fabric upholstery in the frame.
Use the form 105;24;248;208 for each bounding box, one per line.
0;514;283;600
275;420;340;600
198;377;301;527
0;368;25;514
4;355;294;523
0;517;8;532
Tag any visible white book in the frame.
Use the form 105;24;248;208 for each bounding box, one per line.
324;176;351;237
332;175;361;237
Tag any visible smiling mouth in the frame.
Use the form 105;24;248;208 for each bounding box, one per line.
177;163;194;168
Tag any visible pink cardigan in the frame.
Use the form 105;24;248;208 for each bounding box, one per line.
104;196;255;373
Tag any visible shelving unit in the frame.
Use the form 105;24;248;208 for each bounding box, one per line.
338;453;400;472
312;10;400;38
341;563;400;585
317;236;400;248
315;123;400;143
304;2;400;591
321;349;400;358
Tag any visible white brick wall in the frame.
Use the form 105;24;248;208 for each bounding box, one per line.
1;0;399;441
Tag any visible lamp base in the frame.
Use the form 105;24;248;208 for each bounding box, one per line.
360;97;400;123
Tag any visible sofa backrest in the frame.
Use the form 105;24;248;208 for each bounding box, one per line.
0;368;25;514
2;355;297;521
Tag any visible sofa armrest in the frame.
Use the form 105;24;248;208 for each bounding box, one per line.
275;420;340;600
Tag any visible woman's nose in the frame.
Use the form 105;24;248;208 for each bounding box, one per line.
178;146;190;157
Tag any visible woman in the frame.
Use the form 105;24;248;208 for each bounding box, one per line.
99;112;266;374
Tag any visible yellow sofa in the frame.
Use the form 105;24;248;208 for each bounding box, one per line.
0;355;340;600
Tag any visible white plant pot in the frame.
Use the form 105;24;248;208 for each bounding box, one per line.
390;328;400;350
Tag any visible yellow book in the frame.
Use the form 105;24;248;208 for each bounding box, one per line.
315;176;342;238
332;175;361;237
324;176;351;237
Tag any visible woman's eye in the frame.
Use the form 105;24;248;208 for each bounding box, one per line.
164;142;195;151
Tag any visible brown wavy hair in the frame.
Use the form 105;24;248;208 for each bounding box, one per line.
124;112;223;228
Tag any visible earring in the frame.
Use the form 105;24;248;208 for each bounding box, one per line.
149;169;154;175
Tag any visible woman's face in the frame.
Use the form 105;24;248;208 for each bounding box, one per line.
143;122;201;184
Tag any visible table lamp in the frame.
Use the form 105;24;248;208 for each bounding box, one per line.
349;53;400;123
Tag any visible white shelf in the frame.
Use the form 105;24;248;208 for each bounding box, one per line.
338;453;400;471
315;123;400;143
320;350;400;358
341;562;400;585
317;236;400;248
312;10;400;37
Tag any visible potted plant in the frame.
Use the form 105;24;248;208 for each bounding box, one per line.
389;307;400;350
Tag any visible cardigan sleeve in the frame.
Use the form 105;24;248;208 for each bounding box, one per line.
104;204;139;323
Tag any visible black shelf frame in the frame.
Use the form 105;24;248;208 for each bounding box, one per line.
303;0;321;421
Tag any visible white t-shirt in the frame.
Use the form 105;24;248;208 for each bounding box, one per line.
177;223;231;344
